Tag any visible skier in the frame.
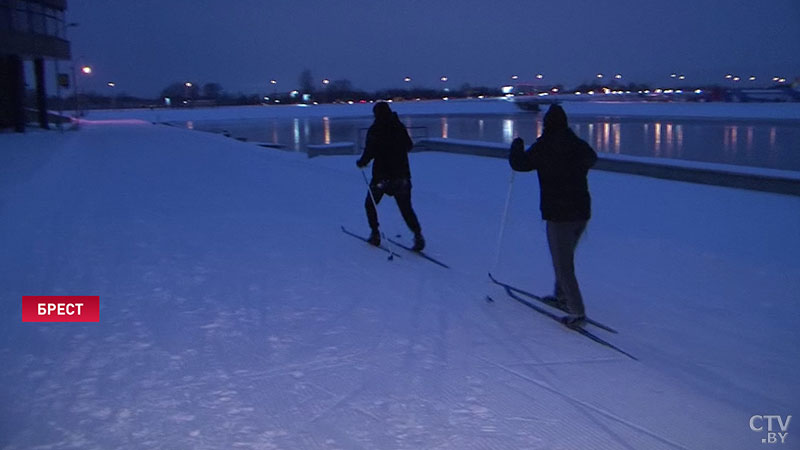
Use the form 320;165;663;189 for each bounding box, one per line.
509;104;597;326
356;102;425;251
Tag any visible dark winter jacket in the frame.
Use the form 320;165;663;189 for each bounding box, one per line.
357;111;414;180
509;105;597;222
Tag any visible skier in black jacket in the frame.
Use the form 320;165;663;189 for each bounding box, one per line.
356;102;424;251
509;104;597;326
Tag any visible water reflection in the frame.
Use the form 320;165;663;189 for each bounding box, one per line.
293;118;300;150
189;114;799;172
654;123;661;156
502;119;514;141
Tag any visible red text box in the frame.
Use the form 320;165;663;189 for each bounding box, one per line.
22;296;100;322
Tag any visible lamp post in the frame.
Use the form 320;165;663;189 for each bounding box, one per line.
403;76;412;98
321;78;330;103
270;79;278;102
73;63;92;123
107;82;116;109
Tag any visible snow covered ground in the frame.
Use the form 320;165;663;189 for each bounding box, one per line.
1;108;798;449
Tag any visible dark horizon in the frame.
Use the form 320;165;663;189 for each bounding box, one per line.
61;0;800;98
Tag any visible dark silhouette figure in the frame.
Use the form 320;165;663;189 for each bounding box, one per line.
356;102;424;251
509;104;597;325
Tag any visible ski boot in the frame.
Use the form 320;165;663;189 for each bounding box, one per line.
412;232;425;252
367;229;381;247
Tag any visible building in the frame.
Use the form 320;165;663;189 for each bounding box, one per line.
0;0;71;132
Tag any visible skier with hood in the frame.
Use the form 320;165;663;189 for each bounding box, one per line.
509;104;598;326
356;102;425;251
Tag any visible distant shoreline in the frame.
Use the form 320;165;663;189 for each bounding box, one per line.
80;98;800;124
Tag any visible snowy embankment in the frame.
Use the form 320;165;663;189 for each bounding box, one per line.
1;119;798;449
83;97;800;123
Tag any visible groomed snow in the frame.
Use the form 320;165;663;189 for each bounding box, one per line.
1;113;798;449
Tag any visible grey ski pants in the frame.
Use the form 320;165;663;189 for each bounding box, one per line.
546;220;588;316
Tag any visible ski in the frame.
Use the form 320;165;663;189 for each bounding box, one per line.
386;237;450;269
497;286;637;361
341;226;400;259
488;272;617;334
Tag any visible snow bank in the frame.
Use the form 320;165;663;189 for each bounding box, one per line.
82;98;800;123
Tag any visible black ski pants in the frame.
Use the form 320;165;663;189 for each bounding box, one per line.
365;178;421;234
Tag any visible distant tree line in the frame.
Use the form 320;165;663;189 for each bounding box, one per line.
32;68;798;111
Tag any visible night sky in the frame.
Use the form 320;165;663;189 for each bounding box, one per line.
66;0;800;98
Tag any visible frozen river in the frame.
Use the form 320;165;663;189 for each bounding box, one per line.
181;112;800;172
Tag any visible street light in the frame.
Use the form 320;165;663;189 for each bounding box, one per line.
184;82;193;103
535;74;543;80
73;63;92;120
270;79;277;98
614;74;622;79
107;82;116;109
596;73;604;79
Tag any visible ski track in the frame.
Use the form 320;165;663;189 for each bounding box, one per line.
2;123;797;449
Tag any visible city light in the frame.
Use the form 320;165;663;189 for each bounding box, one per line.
749;76;756;81
440;76;448;82
403;77;412;82
107;82;115;87
270;79;277;85
185;82;192;87
535;74;543;79
596;73;604;79
511;75;519;80
81;66;92;75
725;74;733;79
614;74;622;79
322;79;330;85
670;73;677;78
678;75;686;80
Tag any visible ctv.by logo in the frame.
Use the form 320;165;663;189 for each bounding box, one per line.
750;415;791;445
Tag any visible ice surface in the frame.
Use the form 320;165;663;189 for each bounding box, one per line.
1;103;798;449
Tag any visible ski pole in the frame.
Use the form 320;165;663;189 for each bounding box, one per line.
490;170;516;275
360;168;397;261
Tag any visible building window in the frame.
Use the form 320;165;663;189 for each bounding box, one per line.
6;1;66;37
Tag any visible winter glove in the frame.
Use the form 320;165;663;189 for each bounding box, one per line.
511;137;524;152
